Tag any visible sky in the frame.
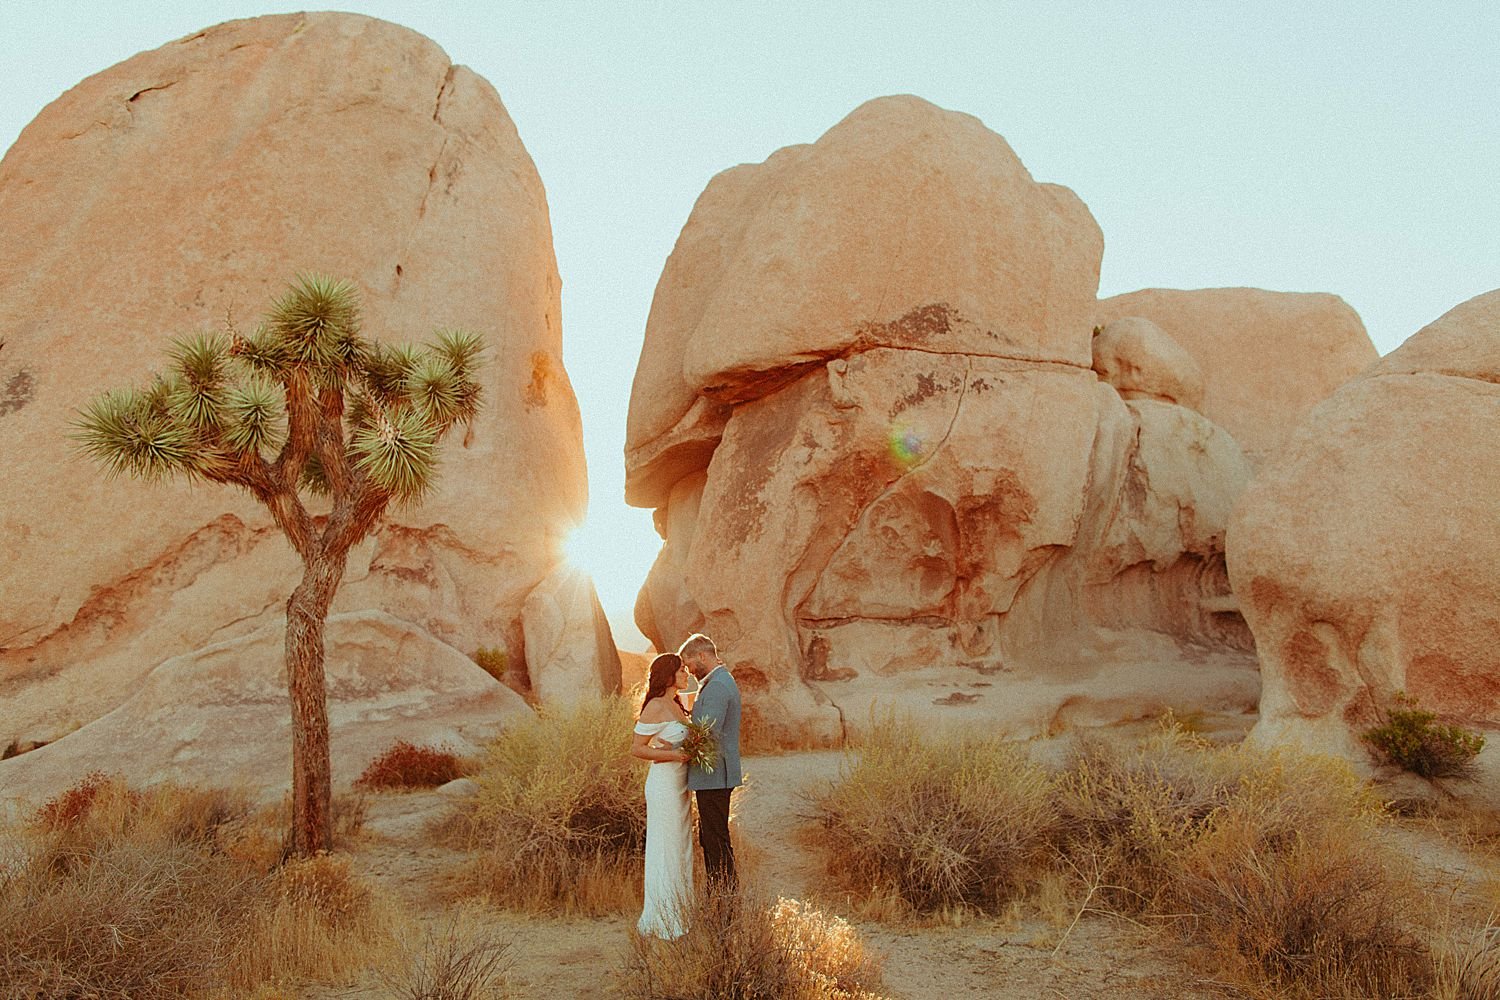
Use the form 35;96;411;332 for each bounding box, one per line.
3;2;1496;651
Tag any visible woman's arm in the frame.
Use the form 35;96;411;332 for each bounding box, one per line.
631;731;688;763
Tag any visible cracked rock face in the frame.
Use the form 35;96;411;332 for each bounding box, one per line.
1231;289;1500;769
1096;288;1378;466
0;13;602;758
628;96;1259;742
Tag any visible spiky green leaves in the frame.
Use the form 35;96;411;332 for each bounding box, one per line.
223;375;284;455
363;343;423;405
76;275;483;511
266;274;367;381
351;407;437;502
166;333;230;430
75;386;197;481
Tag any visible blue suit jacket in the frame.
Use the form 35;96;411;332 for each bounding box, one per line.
688;667;742;790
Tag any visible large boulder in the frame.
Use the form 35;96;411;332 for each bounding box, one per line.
1091;316;1204;409
1096;288;1377;465
1230;289;1500;769
522;564;624;708
628;97;1259;742
626;94;1103;508
0;612;531;808
0;14;602;753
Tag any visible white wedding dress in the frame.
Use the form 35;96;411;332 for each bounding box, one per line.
634;719;693;939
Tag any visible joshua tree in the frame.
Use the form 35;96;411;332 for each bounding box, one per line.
75;275;482;856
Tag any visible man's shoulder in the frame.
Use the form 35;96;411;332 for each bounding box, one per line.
702;668;739;695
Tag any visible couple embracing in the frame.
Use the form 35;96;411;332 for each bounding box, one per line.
630;632;743;939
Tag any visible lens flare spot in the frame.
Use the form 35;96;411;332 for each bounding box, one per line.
889;424;926;468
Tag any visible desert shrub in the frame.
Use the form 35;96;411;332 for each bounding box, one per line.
32;770;119;829
272;853;372;926
0;840;261;999
356;740;465;790
621;889;888;1000
443;696;646;911
1059;725;1435;997
1174;783;1432;996
379;912;515;1000
1054;727;1252;911
1;778;395;1000
225;853;395;995
812;716;1058;916
472;646;509;684
28;777;259;880
1365;692;1486;780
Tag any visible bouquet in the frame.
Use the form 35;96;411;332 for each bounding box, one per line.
680;718;719;773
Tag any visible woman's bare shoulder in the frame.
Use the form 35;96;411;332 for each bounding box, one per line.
639;697;672;723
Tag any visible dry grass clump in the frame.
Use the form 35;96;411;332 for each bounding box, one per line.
1434;925;1500;1000
1055;728;1290;910
379;911;515;1000
621;889;888;1000
812;717;1057;917
356;740;466;790
1;775;395;1000
223;852;397;995
1057;729;1434;996
442;696;646;912
812;720;1450;997
0;839;262;999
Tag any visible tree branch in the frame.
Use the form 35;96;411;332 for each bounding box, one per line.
275;369;318;494
314;384;351;502
209;447;316;561
321;466;391;559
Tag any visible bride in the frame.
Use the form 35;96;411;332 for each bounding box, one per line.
630;652;697;938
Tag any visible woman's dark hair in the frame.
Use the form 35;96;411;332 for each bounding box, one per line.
640;652;683;715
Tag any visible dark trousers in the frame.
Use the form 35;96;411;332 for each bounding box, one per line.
695;787;736;892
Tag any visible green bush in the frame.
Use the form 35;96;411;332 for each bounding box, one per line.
1364;692;1485;780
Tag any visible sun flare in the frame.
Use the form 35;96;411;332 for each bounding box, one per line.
560;511;662;651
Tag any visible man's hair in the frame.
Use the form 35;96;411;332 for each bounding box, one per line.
678;633;717;659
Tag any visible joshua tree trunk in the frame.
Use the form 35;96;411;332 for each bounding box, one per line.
285;553;345;856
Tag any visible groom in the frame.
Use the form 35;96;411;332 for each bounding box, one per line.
678;632;742;892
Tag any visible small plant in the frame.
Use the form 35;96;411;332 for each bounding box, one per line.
356;740;465;790
380;913;514;1000
1364;692;1486;780
621;889;888;1000
472;646;510;683
33;771;119;829
273;853;372;928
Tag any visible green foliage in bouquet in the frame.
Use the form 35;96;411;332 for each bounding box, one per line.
1363;692;1486;780
680;718;719;773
